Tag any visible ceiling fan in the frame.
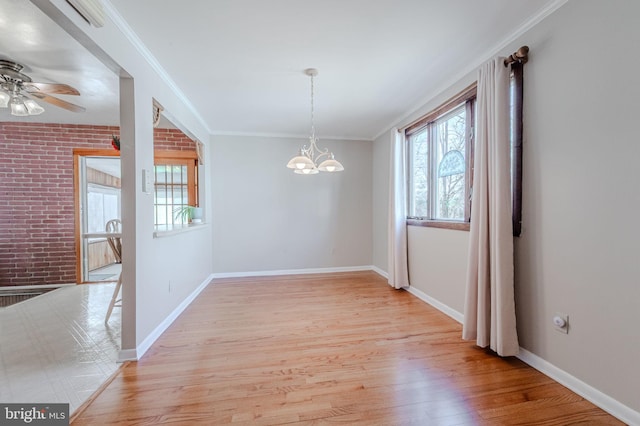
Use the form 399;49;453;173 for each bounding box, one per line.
0;59;85;116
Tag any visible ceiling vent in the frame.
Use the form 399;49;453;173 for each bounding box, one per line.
66;0;105;28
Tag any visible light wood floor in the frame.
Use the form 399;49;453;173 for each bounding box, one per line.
72;272;623;425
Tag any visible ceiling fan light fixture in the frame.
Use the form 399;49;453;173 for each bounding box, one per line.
0;90;9;108
24;99;45;115
0;59;85;115
10;96;29;117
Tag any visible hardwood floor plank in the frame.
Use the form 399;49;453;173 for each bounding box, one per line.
71;272;624;425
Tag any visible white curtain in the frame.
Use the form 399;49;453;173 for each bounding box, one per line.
462;58;519;356
387;128;410;289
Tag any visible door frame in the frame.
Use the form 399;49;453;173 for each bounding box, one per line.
73;149;121;283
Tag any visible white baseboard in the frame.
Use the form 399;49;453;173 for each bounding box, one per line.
117;273;214;362
211;266;374;279
403;288;639;425
405;285;464;323
116;349;137;362
370;265;388;279
517;348;640;426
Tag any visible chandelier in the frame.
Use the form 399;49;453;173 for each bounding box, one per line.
286;68;344;175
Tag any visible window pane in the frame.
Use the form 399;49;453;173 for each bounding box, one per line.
409;129;428;217
155;204;166;225
435;106;465;220
172;186;184;205
166;204;173;226
155;166;167;183
172;166;186;184
405;88;474;226
87;191;104;233
155;186;167;205
104;194;119;223
154;163;190;226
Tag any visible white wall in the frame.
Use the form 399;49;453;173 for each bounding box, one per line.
372;0;640;418
407;227;469;314
371;131;389;271
211;135;372;274
513;0;640;412
36;0;214;357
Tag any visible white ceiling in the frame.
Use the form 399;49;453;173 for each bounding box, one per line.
0;0;119;125
1;0;561;140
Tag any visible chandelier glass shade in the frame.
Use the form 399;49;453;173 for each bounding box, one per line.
287;68;344;175
0;90;9;108
0;86;45;116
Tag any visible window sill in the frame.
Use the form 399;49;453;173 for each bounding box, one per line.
153;222;207;238
406;219;470;231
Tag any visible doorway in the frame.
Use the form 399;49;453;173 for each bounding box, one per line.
74;150;121;283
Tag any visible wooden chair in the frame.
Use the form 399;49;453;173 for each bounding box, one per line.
105;219;122;263
105;219;122;325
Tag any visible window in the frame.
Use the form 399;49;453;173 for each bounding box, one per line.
87;184;120;234
153;151;198;226
406;84;476;229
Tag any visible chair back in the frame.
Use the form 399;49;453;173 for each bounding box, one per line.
105;219;122;263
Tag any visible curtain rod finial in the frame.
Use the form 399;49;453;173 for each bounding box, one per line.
504;46;529;66
517;46;529;62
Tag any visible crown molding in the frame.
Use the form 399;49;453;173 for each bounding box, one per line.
211;130;371;142
101;0;211;134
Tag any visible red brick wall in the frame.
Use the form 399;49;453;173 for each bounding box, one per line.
0;122;194;287
153;128;196;151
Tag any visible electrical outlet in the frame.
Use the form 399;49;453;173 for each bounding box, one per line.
553;313;569;334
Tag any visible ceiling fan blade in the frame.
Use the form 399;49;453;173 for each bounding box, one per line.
29;92;86;113
24;82;80;96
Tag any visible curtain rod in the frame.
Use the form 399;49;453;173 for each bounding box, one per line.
397;46;529;133
504;46;529;66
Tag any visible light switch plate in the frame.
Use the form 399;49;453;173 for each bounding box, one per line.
142;169;153;194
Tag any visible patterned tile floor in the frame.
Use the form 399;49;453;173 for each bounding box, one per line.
0;283;121;414
88;263;121;282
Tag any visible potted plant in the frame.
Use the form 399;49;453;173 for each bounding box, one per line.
191;206;203;223
173;205;203;224
111;135;120;151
